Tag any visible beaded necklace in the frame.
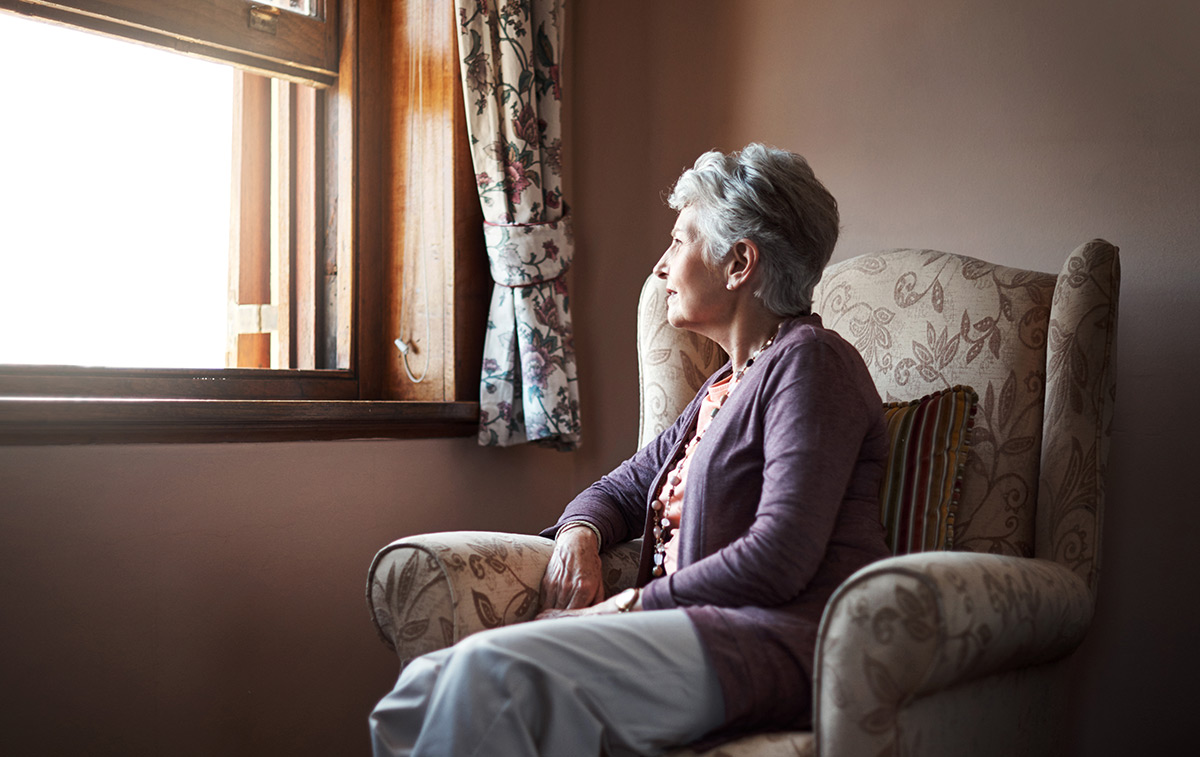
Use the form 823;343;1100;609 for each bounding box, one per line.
650;324;782;577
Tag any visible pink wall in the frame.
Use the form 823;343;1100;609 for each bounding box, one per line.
0;440;581;753
1;0;1197;753
570;1;1200;754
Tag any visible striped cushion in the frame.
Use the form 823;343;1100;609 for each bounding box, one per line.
880;386;978;554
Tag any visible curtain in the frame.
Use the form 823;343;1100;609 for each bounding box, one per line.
455;0;581;450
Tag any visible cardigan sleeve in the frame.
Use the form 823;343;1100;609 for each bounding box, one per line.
539;378;714;547
642;339;877;610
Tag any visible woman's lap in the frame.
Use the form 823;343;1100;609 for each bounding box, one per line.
370;609;725;757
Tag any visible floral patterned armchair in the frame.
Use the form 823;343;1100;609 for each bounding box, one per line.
367;241;1119;756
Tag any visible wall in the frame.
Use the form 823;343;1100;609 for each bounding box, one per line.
0;440;582;754
2;0;1198;753
569;1;1200;754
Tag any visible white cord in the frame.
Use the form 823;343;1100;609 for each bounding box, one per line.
396;243;430;383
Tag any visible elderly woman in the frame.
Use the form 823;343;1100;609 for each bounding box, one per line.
370;144;891;756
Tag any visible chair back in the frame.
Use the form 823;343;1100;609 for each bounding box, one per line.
636;242;1119;595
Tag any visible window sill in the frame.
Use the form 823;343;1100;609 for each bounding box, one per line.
0;397;479;444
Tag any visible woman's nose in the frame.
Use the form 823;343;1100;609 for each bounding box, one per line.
652;251;669;279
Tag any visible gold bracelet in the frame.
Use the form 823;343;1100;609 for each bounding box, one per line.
616;587;640;613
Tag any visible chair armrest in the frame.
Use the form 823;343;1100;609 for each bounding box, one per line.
366;531;642;666
814;552;1093;755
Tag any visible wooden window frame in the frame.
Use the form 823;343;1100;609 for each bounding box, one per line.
0;0;489;444
0;0;340;85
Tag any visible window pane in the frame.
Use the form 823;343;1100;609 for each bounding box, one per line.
0;14;232;369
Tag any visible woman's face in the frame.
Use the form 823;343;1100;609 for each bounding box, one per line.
653;205;730;334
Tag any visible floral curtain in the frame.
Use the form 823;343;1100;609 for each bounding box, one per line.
455;0;581;450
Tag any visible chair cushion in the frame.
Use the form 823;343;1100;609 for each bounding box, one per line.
880;385;978;553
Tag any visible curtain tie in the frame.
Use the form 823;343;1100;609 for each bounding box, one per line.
484;215;574;287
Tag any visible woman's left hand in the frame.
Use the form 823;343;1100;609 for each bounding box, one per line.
534;600;612;621
535;588;640;621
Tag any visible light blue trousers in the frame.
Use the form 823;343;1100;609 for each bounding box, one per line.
369;609;725;757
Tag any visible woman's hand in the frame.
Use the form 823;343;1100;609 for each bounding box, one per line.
539;525;604;613
535;604;604;621
536;587;641;621
535;600;609;621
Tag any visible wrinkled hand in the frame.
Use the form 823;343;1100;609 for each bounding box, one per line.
536;599;614;621
537;588;639;621
538;526;603;615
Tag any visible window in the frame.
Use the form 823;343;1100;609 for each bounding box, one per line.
0;16;326;372
0;0;488;443
1;16;235;370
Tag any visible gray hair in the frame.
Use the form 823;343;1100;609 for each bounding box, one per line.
667;143;839;316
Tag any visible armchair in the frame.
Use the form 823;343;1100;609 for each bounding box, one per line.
367;241;1119;756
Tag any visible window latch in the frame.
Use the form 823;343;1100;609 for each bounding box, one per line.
248;5;280;36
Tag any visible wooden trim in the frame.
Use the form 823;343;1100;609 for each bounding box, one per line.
274;79;325;370
235;333;271;369
235;73;272;309
351;0;384;398
0;366;359;399
296;83;323;368
276;80;296;368
331;0;354;371
0;0;340;86
229;70;273;369
451;55;487;401
0;397;478;444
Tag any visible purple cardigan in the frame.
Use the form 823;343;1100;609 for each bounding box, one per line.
542;315;891;736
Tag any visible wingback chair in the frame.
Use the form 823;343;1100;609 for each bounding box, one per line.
367;240;1120;757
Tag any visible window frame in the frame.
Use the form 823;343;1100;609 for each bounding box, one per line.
0;0;488;444
0;0;340;85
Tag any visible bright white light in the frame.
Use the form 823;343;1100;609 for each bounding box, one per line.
0;13;233;369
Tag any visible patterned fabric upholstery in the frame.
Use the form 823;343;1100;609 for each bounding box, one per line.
367;242;1119;756
813;552;1092;756
813;251;1055;560
1037;241;1120;594
367;532;642;665
810;243;1119;594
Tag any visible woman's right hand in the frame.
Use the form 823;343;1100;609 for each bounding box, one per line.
538;525;604;614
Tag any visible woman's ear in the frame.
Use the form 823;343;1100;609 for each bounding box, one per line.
725;239;760;291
